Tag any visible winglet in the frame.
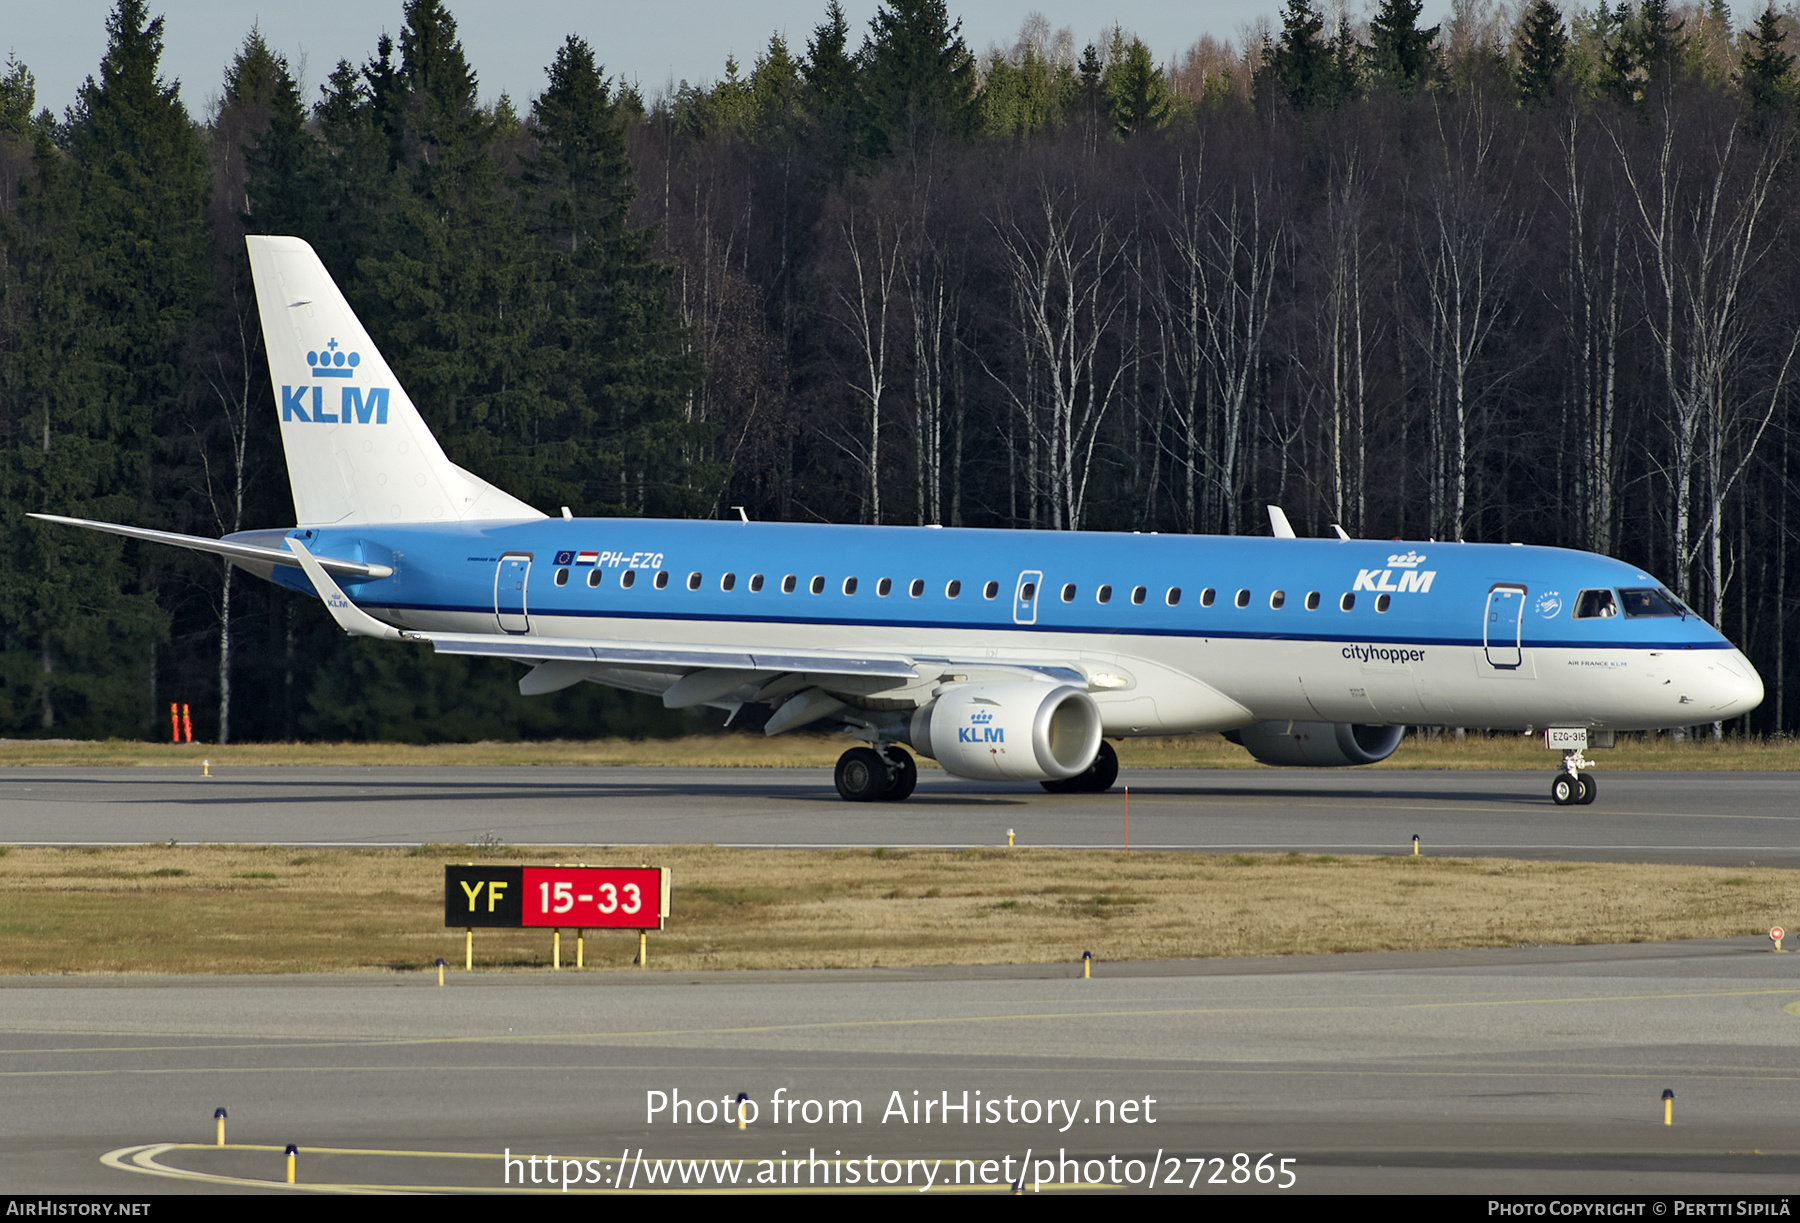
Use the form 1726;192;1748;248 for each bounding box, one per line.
1266;505;1298;539
286;537;407;641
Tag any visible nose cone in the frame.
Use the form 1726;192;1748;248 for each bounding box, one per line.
1706;650;1764;720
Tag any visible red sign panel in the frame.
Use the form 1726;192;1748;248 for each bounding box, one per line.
519;866;667;929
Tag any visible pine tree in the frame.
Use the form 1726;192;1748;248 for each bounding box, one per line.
1367;0;1442;94
1102;28;1176;136
527;36;708;515
1514;0;1570;105
859;0;977;159
1738;4;1797;111
1;0;204;734
1266;0;1334;110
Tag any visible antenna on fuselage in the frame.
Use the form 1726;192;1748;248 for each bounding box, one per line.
732;506;750;524
1266;505;1298;539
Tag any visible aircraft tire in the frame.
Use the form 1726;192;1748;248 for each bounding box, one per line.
1550;774;1579;806
835;748;888;802
1576;771;1597;805
1041;741;1119;794
879;748;918;801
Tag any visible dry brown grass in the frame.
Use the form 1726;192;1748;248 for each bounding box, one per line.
1;843;1793;975
0;731;1794;770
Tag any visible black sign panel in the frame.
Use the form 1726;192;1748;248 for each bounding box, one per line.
444;865;524;928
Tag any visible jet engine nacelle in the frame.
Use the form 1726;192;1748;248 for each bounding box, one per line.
1228;720;1406;767
907;682;1103;782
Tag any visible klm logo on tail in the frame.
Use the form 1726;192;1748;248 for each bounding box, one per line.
282;338;389;424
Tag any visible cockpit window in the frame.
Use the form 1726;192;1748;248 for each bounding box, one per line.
1618;587;1685;619
1573;589;1617;619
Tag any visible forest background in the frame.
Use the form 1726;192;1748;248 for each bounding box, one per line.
2;0;1797;744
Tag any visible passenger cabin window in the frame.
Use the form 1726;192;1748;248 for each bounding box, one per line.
1020;581;1036;601
749;573;765;592
720;573;736;592
653;570;669;589
687;572;702;590
983;581;999;600
587;569;603;588
877;577;892;596
1166;587;1181;606
1269;590;1285;609
1061;584;1077;602
782;575;797;594
1131;586;1147;605
620;570;636;589
843;577;858;595
1200;588;1216;608
945;580;962;598
810;575;825;595
1304;591;1320;610
1096;585;1113;604
1339;593;1355;611
1375;593;1391;613
1574;589;1618;618
909;579;924;597
554;568;569;586
1235;589;1250;608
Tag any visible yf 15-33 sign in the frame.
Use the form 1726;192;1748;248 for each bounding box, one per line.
444;865;669;929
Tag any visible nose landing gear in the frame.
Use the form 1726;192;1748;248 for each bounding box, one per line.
1550;748;1597;806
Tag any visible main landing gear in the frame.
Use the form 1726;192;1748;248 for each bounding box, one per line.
1550;748;1598;806
834;745;918;802
1040;741;1120;794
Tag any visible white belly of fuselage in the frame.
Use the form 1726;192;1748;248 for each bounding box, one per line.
384;605;1759;734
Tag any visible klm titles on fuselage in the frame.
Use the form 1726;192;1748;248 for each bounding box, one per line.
281;340;389;424
1353;551;1437;594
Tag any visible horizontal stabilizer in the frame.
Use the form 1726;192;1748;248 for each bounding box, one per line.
28;513;392;579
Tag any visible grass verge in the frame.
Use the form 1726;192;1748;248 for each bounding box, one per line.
1;843;1793;974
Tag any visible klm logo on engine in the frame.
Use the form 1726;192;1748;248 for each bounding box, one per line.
281;339;389;424
959;709;1004;744
1353;550;1436;594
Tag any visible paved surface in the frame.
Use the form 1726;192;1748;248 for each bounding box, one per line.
5;766;1798;1195
6;941;1800;1195
0;766;1796;866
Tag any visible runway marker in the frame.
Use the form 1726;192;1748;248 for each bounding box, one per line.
213;1107;226;1147
436;958;445;987
285;1143;297;1183
1771;926;1786;952
1082;950;1092;980
1412;834;1421;856
1662;1088;1674;1125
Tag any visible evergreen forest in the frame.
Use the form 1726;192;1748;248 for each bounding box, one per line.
4;0;1800;743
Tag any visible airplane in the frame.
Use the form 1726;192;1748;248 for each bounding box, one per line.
33;236;1765;806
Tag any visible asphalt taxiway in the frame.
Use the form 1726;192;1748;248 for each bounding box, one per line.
0;765;1795;866
5;939;1799;1195
4;764;1797;1195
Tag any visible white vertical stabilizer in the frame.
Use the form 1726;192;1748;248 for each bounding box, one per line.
246;235;544;527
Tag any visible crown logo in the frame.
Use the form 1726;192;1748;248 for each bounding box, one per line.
970;711;994;724
1386;550;1427;568
308;338;361;379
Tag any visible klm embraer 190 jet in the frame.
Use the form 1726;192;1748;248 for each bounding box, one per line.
35;237;1764;805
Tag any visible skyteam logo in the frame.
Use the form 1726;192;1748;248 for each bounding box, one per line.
282;338;389;425
1353;551;1436;595
959;709;1003;745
